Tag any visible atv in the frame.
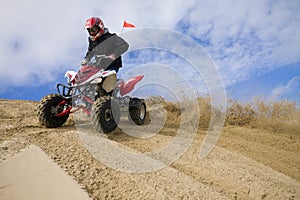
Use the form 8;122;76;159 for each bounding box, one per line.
37;55;147;133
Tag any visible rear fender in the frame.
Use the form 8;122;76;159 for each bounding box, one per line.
119;75;144;96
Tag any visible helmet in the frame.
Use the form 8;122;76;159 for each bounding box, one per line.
84;17;105;37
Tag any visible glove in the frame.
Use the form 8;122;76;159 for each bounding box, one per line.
80;59;88;66
108;54;116;61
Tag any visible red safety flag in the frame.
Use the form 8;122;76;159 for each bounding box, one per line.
123;20;135;28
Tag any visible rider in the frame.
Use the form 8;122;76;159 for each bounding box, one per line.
81;17;129;73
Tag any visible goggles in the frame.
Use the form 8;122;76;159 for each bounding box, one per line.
87;26;99;35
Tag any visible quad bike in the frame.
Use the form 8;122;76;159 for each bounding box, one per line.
37;55;147;133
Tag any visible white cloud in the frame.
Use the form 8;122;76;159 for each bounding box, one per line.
0;0;90;86
271;76;300;101
183;0;300;85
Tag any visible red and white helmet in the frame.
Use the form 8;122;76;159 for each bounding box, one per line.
84;17;105;38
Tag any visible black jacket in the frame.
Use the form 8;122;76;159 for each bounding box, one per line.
85;31;129;70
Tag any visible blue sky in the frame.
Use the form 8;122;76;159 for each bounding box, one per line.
0;0;299;106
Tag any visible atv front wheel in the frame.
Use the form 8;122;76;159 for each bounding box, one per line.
91;96;120;133
37;94;69;128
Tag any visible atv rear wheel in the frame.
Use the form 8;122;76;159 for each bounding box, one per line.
37;94;69;128
91;96;120;133
129;98;147;125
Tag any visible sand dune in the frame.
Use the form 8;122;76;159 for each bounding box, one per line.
0;99;299;199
